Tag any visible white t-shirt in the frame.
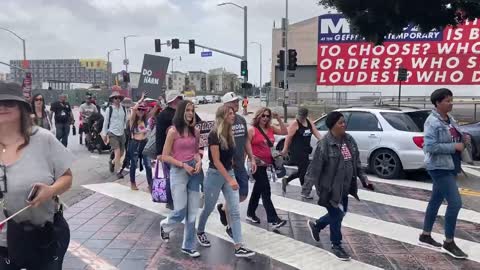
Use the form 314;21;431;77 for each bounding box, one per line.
0;127;74;246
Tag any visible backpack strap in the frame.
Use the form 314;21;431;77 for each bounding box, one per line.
107;106;113;129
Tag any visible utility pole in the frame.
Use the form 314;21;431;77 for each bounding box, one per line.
243;5;248;97
283;0;289;123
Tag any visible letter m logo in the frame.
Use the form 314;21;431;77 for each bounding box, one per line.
320;15;350;34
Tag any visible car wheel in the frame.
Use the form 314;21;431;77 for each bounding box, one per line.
370;149;402;179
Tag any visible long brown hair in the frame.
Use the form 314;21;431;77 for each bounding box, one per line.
173;100;196;136
214;105;235;150
252;107;272;128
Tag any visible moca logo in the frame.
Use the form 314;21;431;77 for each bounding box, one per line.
320;16;350;34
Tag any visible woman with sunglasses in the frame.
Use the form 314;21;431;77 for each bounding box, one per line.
127;94;152;191
160;100;203;258
246;107;288;229
30;94;52;131
0;82;73;269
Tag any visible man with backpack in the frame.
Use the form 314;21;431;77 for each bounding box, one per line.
102;91;128;178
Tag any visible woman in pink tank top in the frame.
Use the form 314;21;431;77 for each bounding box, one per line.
246;107;288;229
160;100;204;258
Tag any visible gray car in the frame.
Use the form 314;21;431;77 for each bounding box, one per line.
275;107;430;179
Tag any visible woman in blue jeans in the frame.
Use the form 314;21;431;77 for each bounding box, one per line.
196;105;255;257
160;100;203;258
420;88;469;259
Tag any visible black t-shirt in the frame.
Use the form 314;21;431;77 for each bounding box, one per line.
208;131;235;171
50;101;72;123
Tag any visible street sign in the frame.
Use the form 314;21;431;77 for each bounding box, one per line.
123;59;129;65
201;51;213;57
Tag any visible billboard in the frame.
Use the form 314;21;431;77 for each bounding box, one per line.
317;14;480;86
138;54;169;98
80;59;108;71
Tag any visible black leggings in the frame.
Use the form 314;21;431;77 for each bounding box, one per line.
286;154;310;185
0;247;63;270
247;166;280;223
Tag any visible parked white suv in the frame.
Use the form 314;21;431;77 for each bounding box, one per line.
276;107;430;179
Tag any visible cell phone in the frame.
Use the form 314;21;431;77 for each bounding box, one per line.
27;185;39;202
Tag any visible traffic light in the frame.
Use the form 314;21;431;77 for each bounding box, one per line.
277;50;285;71
172;38;180;49
123;71;130;83
155;39;161;52
287;49;298;71
240;60;248;77
279;80;285;89
398;67;408;81
241;82;253;89
189;40;195;54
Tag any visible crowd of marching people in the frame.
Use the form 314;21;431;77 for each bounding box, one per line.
0;81;471;269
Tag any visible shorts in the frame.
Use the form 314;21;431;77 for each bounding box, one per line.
108;132;126;152
234;165;249;198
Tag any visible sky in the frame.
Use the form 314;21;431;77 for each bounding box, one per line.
0;0;327;86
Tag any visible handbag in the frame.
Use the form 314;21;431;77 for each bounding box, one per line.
255;126;286;178
5;204;70;268
152;161;171;203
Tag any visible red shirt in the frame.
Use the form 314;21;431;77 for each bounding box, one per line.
252;127;274;164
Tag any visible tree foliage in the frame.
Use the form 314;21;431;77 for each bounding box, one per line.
318;0;480;44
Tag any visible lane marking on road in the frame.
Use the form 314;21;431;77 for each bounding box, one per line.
83;183;380;270
266;193;480;263
285;180;480;224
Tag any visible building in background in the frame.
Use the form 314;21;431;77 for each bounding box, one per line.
9;59;112;89
0;73;6;81
188;71;208;92
208;68;241;93
171;71;187;91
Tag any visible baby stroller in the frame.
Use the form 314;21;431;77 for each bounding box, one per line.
85;112;111;154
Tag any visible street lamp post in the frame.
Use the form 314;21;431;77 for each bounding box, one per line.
123;35;137;72
218;2;247;96
250;41;262;90
107;48;120;88
0;27;26;66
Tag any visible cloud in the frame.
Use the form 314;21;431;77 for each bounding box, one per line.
0;0;328;86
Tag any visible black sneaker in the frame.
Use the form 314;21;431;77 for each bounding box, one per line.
160;225;170;242
196;232;211;247
226;226;233;239
301;193;314;200
442;241;468;259
331;244;351;261
307;220;320;242
282;178;288;194
217;203;228;226
235;247;255;258
270;219;287;229
181;249;200;258
418;234;442;249
116;172;124;179
246;215;261;224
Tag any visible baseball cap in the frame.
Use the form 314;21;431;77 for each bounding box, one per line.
222;92;240;104
166;90;183;104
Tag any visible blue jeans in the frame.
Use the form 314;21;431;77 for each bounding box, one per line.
423;170;462;239
198;168;242;245
128;139;152;186
160;160;203;250
315;196;349;246
234;165;249;198
55;123;70;147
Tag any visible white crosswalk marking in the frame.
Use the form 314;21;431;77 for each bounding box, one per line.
285;179;480;224
83;183;380;270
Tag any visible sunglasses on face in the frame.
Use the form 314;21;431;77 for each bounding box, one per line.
261;114;271;119
0;101;17;108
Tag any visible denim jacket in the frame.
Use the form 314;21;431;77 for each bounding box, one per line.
424;109;463;171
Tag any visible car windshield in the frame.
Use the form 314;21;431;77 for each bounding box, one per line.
381;111;430;132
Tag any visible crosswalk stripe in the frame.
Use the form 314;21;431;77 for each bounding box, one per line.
284;180;480;224
83;182;380;270
267;193;480;263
